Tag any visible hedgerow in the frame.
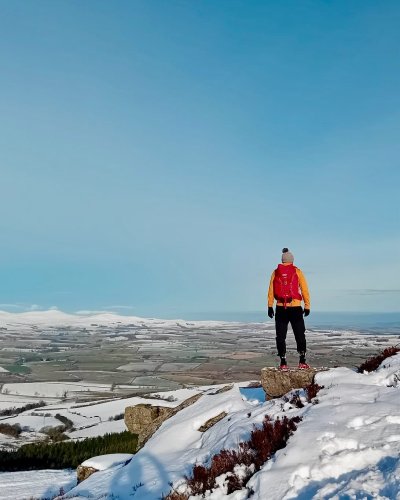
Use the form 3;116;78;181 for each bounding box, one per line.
40;425;70;442
0;423;22;438
54;413;74;431
0;401;46;417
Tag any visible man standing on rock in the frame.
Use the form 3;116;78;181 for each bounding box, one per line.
267;248;311;370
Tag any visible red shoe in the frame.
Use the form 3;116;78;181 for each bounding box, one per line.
298;363;310;369
279;364;289;371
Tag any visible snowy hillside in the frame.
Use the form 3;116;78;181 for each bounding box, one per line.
58;353;400;500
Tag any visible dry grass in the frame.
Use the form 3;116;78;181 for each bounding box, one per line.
304;382;324;403
283;390;305;408
163;415;301;499
357;346;400;373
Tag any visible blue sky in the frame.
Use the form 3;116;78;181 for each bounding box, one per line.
0;0;399;315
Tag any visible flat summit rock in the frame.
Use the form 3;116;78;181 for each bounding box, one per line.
261;367;325;398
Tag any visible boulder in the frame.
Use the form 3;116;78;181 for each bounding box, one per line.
125;393;202;448
77;453;134;484
261;367;324;398
124;404;171;437
77;465;98;483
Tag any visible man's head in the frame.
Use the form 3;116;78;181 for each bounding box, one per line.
282;247;294;263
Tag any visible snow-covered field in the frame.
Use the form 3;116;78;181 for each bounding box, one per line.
0;394;43;411
1;382;119;398
60;353;400;499
0;386;212;448
1;309;398;394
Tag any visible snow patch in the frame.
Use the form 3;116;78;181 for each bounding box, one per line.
81;453;134;470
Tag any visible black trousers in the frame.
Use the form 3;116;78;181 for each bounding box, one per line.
275;306;306;357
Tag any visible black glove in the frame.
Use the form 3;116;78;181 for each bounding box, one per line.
268;307;274;319
303;308;310;317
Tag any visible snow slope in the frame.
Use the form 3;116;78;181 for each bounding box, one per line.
63;354;400;500
0;352;399;499
65;385;251;499
248;358;400;499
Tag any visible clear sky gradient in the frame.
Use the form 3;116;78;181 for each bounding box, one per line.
0;1;399;315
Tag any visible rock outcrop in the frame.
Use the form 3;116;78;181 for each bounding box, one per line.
125;394;202;448
198;411;227;432
77;465;98;483
261;367;324;398
77;453;134;484
207;384;234;395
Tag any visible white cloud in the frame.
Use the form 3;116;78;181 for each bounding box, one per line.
0;303;25;310
0;303;48;312
28;304;42;311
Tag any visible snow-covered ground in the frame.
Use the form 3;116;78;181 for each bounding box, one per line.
0;386;213;448
1;382;118;398
1;354;399;498
1;309;399;498
0;469;76;500
59;353;400;499
0;394;43;411
81;453;134;470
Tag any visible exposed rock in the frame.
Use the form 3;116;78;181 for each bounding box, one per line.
124;405;171;435
77;465;98;483
77;454;134;484
261;367;326;398
198;411;227;432
208;384;234;395
125;393;202;448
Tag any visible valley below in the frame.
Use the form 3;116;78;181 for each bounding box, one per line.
1;310;398;394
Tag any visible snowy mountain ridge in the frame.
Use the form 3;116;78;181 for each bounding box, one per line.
0;309;236;330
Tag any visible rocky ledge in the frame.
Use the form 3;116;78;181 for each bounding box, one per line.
261;367;326;398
